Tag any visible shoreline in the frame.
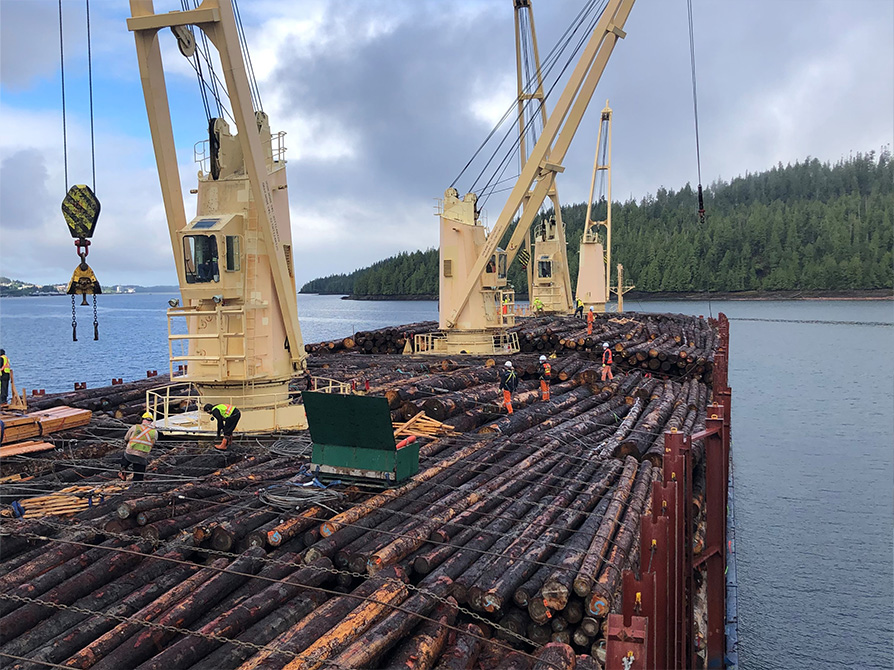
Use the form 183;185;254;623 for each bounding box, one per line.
299;289;894;302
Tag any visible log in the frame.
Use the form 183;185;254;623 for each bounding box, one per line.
432;622;487;670
380;596;457;670
132;557;334;670
573;457;640;597
275;574;409;670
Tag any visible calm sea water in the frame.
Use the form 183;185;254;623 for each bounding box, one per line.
0;293;892;668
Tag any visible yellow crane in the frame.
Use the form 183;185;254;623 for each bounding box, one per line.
128;0;307;433
421;0;636;356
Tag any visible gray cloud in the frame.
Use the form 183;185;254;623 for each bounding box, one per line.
1;0;891;289
0;149;54;230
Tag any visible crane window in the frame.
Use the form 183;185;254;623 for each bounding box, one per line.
184;235;219;283
538;260;552;278
497;254;507;279
225;236;241;272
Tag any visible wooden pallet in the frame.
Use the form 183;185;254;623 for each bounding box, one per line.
0;406;92;445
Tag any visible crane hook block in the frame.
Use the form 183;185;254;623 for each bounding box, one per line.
62;184;101;239
67;262;102;304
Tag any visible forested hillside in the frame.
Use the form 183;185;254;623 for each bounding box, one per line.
300;151;893;296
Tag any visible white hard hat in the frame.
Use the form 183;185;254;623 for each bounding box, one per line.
602;342;609;348
504;361;513;368
589;306;594;311
539;355;547;362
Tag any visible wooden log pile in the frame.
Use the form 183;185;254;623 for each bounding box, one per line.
0;311;721;669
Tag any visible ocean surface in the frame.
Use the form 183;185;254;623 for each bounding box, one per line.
1;293;892;668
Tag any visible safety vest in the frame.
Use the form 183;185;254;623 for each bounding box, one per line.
127;424;156;454
0;355;9;373
212;404;235;418
577;299;583;308
540;363;551;380
603;348;613;365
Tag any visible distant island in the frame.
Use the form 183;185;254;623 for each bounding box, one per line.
0;277;179;298
300;151;893;300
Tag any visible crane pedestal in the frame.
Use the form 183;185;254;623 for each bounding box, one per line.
414;329;520;356
145;379;307;436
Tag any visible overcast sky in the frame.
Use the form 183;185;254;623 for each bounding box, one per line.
1;0;891;288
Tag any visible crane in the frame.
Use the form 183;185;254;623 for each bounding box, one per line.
421;0;636;356
127;0;308;433
514;0;573;317
578;100;613;312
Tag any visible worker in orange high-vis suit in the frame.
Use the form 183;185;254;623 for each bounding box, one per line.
538;355;551;401
499;361;519;414
204;403;241;451
119;412;159;481
586;306;595;335
601;342;614;381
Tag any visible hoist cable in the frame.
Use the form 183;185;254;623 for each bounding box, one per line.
477;0;607;204
58;0;68;191
476;1;607;211
451;0;602;190
85;0;96;190
181;0;212;122
687;0;702;185
233;0;263;113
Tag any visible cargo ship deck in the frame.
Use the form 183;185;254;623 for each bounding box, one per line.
0;311;734;670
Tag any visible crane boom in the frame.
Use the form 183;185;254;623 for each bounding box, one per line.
128;0;308;433
444;0;634;329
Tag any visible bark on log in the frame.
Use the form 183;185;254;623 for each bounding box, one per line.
379;596;457;670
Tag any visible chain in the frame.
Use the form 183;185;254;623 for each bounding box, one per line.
0;592;355;670
93;293;99;340
71;294;77;341
2;527;545;656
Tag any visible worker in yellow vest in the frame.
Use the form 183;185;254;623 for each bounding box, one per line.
119;411;158;481
204;403;241;451
574;298;584;318
0;349;10;405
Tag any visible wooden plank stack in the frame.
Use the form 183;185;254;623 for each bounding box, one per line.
0;407;92;445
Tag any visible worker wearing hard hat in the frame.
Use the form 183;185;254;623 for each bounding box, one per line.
119;411;159;482
574;298;584;318
0;349;10;405
204;403;241;451
538;355;551;401
499;361;519;414
601;342;614;381
587;306;595;335
532;296;544;316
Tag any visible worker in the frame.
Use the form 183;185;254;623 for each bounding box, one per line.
0;349;10;405
538;355;551;401
119;411;158;482
502;294;510;316
586;306;595;335
574;298;584;318
498;361;519;414
203;402;241;451
601;342;614;381
532;296;544;315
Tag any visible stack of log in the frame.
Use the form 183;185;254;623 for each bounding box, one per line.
0;311;722;669
303;313;717;382
304;321;441;355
